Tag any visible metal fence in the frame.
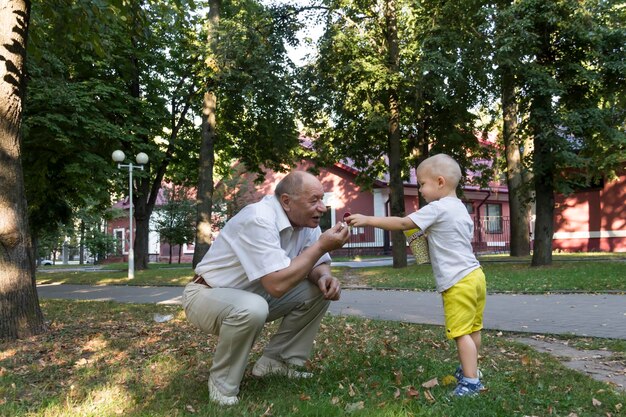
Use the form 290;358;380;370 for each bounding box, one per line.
338;216;511;257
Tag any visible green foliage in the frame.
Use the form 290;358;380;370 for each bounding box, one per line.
495;0;626;192
209;0;302;180
296;0;496;188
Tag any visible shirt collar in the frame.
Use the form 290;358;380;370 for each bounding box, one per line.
267;195;293;233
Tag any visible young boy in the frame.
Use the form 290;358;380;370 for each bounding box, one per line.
346;153;486;397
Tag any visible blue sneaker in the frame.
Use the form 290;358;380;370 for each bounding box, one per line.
452;379;484;397
454;366;483;382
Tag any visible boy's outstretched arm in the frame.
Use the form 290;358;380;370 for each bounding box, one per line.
345;214;417;231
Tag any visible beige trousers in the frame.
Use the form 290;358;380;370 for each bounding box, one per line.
182;280;330;396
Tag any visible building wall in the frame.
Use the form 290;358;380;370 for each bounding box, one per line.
553;170;626;252
108;160;514;262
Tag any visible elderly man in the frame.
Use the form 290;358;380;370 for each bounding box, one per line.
182;171;350;406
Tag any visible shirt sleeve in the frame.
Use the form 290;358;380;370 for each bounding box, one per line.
303;227;332;267
226;215;291;281
408;202;441;232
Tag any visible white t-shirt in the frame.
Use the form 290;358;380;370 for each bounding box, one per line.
195;195;331;291
408;197;481;293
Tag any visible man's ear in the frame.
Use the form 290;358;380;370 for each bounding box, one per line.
279;193;291;211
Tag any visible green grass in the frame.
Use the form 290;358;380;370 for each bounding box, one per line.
37;265;194;287
36;254;626;293
1;300;624;416
342;260;626;293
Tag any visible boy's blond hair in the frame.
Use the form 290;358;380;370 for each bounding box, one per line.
417;154;462;188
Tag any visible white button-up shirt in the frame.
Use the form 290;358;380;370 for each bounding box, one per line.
195;195;331;291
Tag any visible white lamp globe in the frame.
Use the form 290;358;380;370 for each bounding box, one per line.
112;150;125;162
136;152;149;165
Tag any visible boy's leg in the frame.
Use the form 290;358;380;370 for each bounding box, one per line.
443;269;485;380
470;330;481;353
455;333;479;378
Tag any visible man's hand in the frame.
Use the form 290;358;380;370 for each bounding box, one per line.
318;274;341;300
318;222;350;252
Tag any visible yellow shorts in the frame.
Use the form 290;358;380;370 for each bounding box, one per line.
442;268;486;340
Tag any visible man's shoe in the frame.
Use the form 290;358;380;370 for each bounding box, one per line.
452;378;484;397
208;378;238;406
454;365;483;382
252;356;313;379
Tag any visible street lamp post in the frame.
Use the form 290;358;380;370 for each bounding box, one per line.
112;150;149;279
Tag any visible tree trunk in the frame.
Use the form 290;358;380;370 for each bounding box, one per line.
0;0;47;341
79;220;85;264
384;0;406;268
531;103;556;266
501;67;531;257
193;0;220;268
530;18;556;267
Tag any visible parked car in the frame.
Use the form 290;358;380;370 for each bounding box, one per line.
40;259;53;265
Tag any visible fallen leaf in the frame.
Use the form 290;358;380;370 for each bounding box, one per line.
185;404;195;413
393;370;402;385
299;393;311;401
345;401;364;412
74;358;89;368
406;386;420;398
423;389;436;403
331;397;340;405
394;388;401;399
421;377;438;389
615;403;622;411
348;384;356;397
260;404;273;417
592;398;602;407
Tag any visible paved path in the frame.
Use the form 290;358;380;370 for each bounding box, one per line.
37;284;626;340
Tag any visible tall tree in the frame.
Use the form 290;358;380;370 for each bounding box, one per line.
0;0;47;340
296;0;492;266
508;0;626;265
494;0;533;257
114;0;203;270
193;0;220;267
193;0;302;265
23;0;126;251
383;0;407;267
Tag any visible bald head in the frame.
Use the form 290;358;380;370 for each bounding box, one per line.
275;171;320;198
417;154;462;188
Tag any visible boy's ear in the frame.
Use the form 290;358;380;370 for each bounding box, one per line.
437;176;446;187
